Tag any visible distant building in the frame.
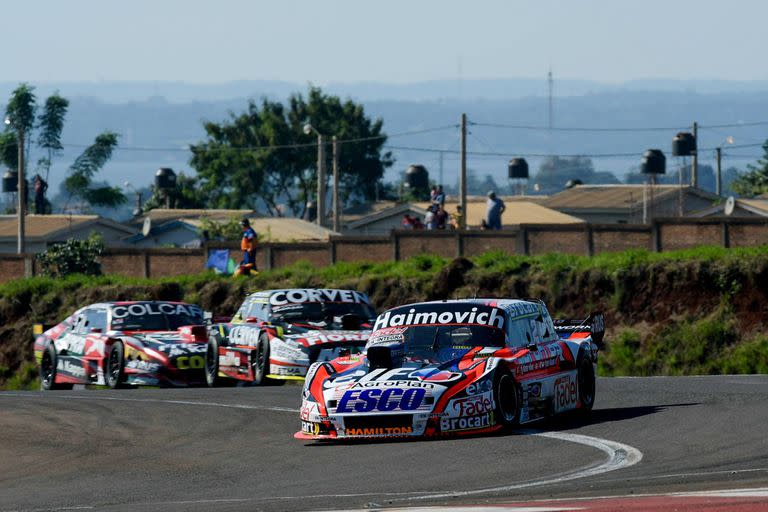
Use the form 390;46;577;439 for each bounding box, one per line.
689;198;768;218
125;212;338;248
543;185;719;224
0;215;135;253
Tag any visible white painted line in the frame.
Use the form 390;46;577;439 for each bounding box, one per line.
384;430;643;503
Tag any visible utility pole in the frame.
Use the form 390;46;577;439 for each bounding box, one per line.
459;113;467;229
716;147;722;196
691;121;698;188
332;136;340;232
316;134;326;226
17;126;25;254
548;69;554;130
438;150;444;187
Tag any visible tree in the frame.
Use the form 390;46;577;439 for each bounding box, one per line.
730;141;768;197
190;86;393;217
63;132;125;209
3;84;121;213
36;93;69;182
533;156;619;194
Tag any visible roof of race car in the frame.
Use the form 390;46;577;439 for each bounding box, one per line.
86;300;194;308
244;288;372;304
385;299;544;317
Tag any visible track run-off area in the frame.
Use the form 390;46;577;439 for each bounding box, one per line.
1;375;767;511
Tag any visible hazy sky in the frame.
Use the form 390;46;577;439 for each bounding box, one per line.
4;0;768;84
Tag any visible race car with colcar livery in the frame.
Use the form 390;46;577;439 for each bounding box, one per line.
296;299;604;440
34;301;208;389
205;288;376;386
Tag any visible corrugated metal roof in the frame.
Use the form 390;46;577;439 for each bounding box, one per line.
543;185;697;210
142;209;256;222
0;214;103;238
185;217;338;242
413;200;584;226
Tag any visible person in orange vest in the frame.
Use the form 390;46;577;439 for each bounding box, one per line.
235;218;258;276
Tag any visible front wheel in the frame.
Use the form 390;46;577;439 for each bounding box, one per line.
40;344;73;390
494;369;520;429
205;337;221;387
577;356;596;411
105;341;125;389
251;333;284;386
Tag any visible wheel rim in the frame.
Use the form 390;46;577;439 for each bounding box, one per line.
108;348;121;383
497;374;518;422
41;352;53;386
579;362;595;406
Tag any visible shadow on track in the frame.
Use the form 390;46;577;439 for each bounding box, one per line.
302;403;699;446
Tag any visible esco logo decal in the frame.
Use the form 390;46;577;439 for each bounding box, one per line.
336;388;426;413
176;355;205;369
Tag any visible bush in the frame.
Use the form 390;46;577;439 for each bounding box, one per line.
36;234;104;277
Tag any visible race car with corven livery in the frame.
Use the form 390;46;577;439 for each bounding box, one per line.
205;288;376;386
34;301;208;389
296;299;604;440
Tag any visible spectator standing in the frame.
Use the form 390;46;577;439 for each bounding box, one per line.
236;218;258;276
486;190;506;230
433;184;446;206
449;204;464;230
402;214;415;229
424;204;436;230
33;174;48;215
434;203;448;229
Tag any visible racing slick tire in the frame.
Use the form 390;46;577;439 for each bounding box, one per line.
252;333;284;386
205;336;222;387
40;344;73;391
576;353;596;412
105;341;126;389
494;368;521;429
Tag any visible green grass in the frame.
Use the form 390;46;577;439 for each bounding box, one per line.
2;245;768;389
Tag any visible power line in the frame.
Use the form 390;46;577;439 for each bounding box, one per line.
59;124;459;153
470;121;690;132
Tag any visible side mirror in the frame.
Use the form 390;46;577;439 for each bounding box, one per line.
90;327;102;333
245;316;259;323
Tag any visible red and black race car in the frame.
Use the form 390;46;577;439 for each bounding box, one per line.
296;299;604;440
34;301;208;389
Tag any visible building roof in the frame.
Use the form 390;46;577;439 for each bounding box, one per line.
413;200;584;226
0;215;135;240
136;209;256;224
689;198;768;218
543;185;717;212
186;217;339;242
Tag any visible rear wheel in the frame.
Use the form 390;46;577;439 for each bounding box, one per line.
105;341;125;389
494;369;520;429
40;344;73;390
577;355;596;411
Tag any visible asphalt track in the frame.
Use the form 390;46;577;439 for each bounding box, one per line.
1;375;767;512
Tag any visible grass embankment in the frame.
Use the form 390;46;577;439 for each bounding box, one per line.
2;246;767;389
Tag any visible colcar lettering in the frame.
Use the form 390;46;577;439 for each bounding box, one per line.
176;355;205;370
111;303;203;320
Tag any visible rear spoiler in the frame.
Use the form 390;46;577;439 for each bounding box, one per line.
553;312;605;348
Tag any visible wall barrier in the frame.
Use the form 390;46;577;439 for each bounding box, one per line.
3;218;768;282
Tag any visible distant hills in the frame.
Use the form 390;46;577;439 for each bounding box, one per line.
1;78;768;214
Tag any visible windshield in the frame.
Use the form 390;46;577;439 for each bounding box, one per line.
109;303;204;331
399;324;505;357
271;301;375;327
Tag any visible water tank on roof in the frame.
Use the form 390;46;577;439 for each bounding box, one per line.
641;149;666;174
404;165;429;190
672;132;696;157
155;167;177;190
508;158;529;179
2;170;17;193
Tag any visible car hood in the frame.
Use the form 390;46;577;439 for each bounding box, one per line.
283;329;371;347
